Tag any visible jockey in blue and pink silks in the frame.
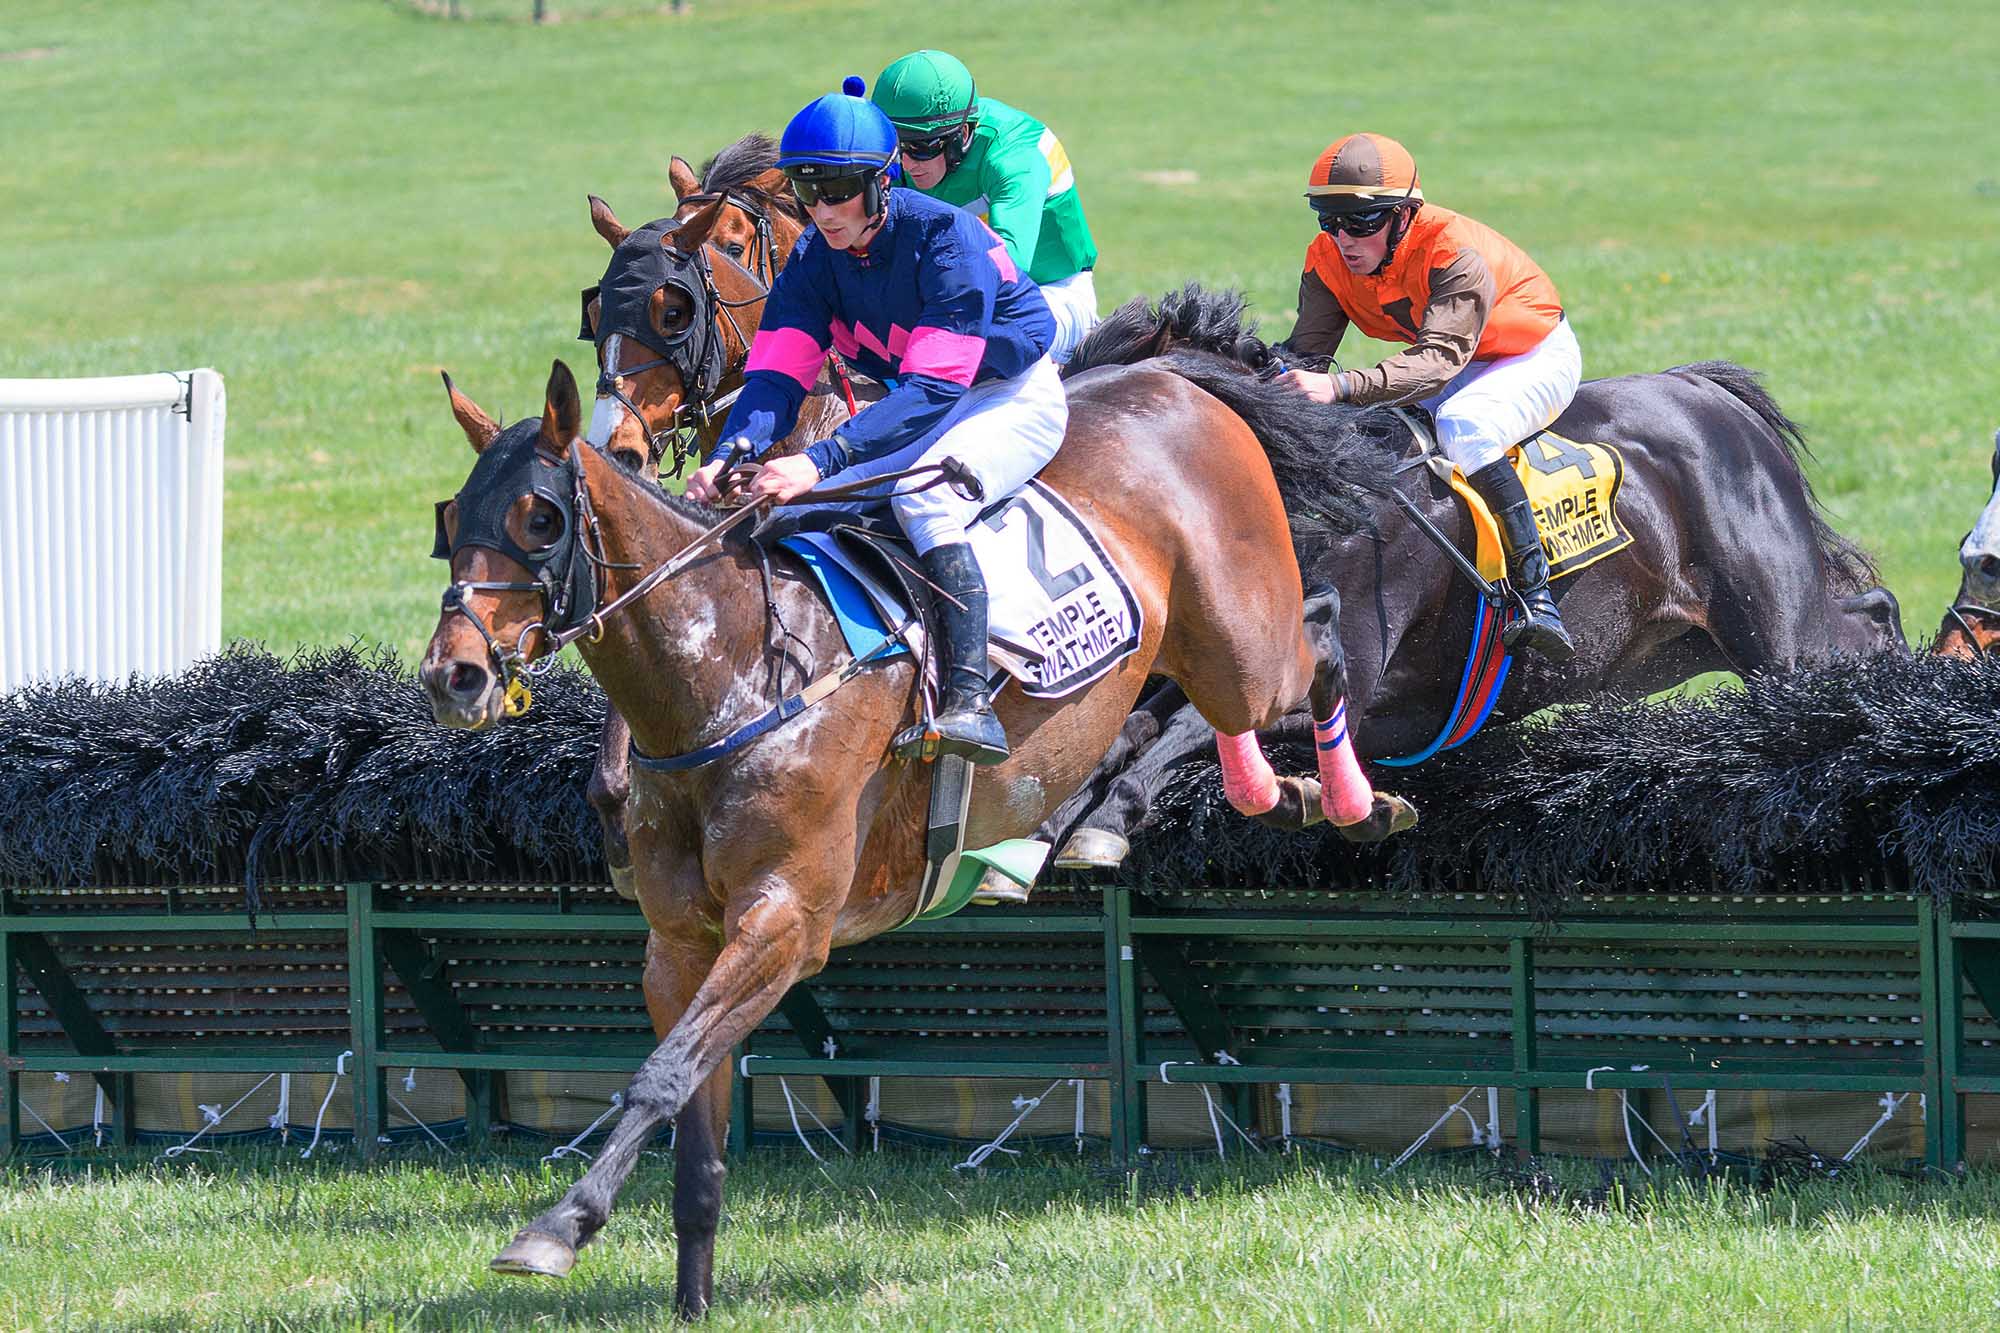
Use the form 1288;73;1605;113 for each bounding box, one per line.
688;80;1063;766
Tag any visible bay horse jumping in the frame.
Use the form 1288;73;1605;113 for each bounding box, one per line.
1043;288;1908;865
421;350;1400;1316
1935;429;2000;658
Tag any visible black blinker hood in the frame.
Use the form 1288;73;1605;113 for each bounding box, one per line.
579;217;728;405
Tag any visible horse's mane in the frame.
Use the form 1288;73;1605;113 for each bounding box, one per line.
1667;360;1879;595
1066;283;1399;542
697;133;804;224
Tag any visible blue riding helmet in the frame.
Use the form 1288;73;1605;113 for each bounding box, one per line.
778;77;900;216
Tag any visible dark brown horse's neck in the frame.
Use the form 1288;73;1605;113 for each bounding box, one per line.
571;448;784;764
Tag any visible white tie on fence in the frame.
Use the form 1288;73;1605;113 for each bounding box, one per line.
0;370;225;691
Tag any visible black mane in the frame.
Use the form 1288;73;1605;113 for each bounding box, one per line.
696;132;803;223
1067;284;1400;543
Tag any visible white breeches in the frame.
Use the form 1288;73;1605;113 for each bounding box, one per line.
1422;317;1582;472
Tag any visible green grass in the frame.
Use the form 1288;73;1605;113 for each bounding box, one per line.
3;0;1997;661
4;1145;2000;1330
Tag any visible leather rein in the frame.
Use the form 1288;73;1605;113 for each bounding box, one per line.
440;446;982;725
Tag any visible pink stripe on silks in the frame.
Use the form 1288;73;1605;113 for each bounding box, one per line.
845;320;896;363
827;318;862;361
1216;730;1279;817
744;327;826;391
986;242;1019;283
901;326;986;385
1314;714;1374;825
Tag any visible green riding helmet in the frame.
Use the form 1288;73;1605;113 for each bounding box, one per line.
873;50;979;167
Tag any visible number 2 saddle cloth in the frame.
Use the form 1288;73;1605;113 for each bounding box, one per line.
775;477;1144;700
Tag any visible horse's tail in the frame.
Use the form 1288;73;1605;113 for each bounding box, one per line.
1063;283;1278;379
1669;360;1879;594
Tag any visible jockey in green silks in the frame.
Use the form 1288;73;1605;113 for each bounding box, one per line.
872;50;1100;364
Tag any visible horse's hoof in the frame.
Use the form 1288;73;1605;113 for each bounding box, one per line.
608;863;638;902
1053;828;1130;870
1251;775;1324;829
490;1229;577;1279
970;866;1031;907
1336;793;1419;844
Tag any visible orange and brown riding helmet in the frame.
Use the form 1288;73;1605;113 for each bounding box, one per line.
1304;133;1424;214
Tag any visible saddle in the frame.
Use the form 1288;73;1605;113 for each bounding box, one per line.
748;507;1060;926
1376;410;1635;768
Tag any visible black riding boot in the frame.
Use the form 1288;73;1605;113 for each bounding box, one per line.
1466;459;1576;663
904;541;1010;764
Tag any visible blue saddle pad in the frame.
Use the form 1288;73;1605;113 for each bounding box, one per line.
779;534;909;662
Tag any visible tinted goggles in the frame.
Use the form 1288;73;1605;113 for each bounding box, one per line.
898;131;957;162
1314;204;1397;238
787;172;870;209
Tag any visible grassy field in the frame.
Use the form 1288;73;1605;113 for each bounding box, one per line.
5;1145;2000;1330
4;0;1997;660
5;5;2000;1327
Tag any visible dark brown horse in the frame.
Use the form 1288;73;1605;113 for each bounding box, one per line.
1935;429;2000;657
1042;288;1909;864
420;351;1399;1316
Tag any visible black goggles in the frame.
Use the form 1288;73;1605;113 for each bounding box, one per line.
787;172;871;208
1315;204;1398;238
897;131;957;162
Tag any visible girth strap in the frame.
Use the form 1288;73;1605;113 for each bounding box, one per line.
629;628;910;773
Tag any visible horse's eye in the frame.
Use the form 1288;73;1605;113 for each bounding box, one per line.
528;510;557;540
723;242;745;260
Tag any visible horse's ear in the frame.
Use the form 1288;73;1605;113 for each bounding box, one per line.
672;194;724;254
668;156;700;203
747;166;788;199
442;370;501;453
541;360;581;456
588;194;629;248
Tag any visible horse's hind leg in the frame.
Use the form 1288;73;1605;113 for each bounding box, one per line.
588;708;635;900
1045;679;1194;868
1303;585;1417;842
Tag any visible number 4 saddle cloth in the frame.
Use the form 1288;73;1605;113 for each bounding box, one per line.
1380;429;1635;769
777;478;1145;700
1456;431;1635;584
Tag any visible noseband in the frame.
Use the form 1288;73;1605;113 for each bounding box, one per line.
581;197;778;473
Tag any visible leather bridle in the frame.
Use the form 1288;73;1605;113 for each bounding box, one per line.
583;194;781;474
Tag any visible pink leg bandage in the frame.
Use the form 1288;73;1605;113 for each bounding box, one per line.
1216;730;1280;817
1315;703;1375;826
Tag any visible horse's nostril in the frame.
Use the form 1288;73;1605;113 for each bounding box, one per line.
1979;555;2000;582
448;661;489;699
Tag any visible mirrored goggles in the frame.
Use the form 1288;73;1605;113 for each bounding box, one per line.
898;131;957;162
1314;204;1397;238
787;171;870;209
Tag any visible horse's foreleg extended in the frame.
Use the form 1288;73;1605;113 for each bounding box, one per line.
492;890;822;1286
1304;585;1416;842
588;707;635;900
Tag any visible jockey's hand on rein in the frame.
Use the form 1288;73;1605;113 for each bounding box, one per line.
742;453;823;505
1280;368;1344;404
684;453;734;506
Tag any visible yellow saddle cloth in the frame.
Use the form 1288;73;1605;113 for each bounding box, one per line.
1445;431;1634;582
